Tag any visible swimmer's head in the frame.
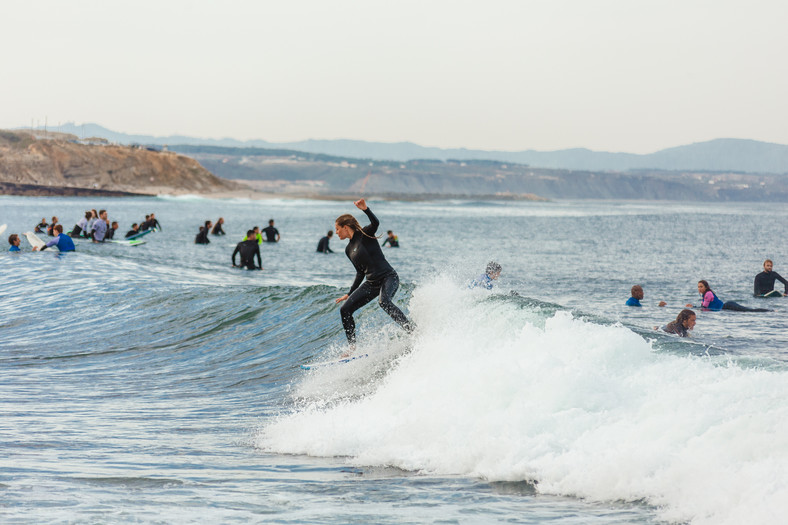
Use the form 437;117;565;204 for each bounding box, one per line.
676;309;696;330
8;234;20;246
486;261;502;279
631;285;644;300
698;280;711;294
764;259;773;271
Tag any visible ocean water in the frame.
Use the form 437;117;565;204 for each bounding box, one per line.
1;195;787;524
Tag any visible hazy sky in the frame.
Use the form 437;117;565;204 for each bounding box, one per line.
2;0;786;153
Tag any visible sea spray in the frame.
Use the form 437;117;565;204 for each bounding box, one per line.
260;278;788;524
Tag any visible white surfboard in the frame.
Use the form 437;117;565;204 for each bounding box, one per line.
0;224;7;236
23;231;47;250
300;353;370;370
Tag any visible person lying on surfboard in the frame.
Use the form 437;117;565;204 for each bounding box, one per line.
334;198;414;353
753;259;788;297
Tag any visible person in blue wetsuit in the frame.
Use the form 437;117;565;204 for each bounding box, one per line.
626;285;667;307
36;225;75;252
334;199;413;350
8;234;22;252
687;280;769;312
626;285;644;306
469;262;502;290
753;259;788;296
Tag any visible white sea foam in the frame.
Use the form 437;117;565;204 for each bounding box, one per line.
258;277;788;524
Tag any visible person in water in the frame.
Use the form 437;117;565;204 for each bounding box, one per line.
469;261;502;290
316;230;334;253
250;226;263;244
47;216;59;236
232;230;263;270
626;285;667;307
212;217;226;235
382;230;399;247
334;199;413;350
125;223;140;238
147;213;162;231
36;225;75;252
92;210;109;243
753;259;788;296
687;280;770;312
34;218;48;233
70;211;92;238
85;209;98;238
195;221;212;244
661;309;696;337
106;221;119;240
8;234;22;252
262;219;280;242
140;215;151;231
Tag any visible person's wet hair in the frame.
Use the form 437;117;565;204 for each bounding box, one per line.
336;213;378;239
676;309;696;327
486;261;502;275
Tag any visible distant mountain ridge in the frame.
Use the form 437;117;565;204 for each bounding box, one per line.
37;123;788;174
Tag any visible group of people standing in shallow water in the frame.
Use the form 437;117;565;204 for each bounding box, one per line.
8;211;161;253
625;259;787;337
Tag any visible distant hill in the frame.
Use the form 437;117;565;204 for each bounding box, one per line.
36;123;788;174
0;130;241;196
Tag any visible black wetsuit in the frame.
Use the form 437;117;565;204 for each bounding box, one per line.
316;236;333;253
149;218;161;231
125;229;139;238
262;226;279;242
382;236;399;247
212;223;225;235
35;222;48;233
232;240;262;270
754;271;788;296
340;208;412;343
195;228;210;244
106;227;116;240
662;321;689;337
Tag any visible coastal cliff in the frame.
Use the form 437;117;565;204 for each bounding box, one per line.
0;130;243;196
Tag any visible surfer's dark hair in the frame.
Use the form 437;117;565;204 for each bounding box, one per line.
8;234;19;244
698;280;712;294
676;309;696;327
335;213;378;239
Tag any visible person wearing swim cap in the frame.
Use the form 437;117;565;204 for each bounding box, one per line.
334;198;413;352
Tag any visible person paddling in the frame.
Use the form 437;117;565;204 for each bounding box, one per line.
334;199;413;352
